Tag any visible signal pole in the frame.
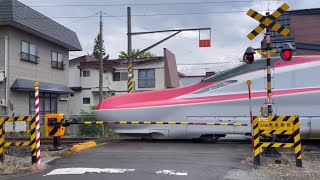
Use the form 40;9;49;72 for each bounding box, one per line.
127;7;134;93
265;12;272;116
99;11;103;103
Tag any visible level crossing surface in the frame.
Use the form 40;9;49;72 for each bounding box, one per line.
12;137;252;180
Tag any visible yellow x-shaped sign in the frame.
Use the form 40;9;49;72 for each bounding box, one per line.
247;3;290;40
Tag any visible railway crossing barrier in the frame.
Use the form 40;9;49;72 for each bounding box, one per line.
0;116;37;164
252;115;302;167
45;113;249;148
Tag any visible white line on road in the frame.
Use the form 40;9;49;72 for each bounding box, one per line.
44;168;135;176
155;170;188;176
44;168;188;176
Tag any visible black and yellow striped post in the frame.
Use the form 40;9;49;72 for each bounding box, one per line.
30;116;37;164
0;117;4;162
293;117;302;167
265;16;273;116
252;116;261;166
246;3;291;115
127;63;134;93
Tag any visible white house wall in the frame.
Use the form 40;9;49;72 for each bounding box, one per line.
69;60;166;114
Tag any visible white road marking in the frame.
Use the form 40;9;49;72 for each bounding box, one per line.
155;170;188;176
44;168;135;176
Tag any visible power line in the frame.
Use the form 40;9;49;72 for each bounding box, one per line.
63;12;99;25
11;9;277;20
101;12;196;56
18;1;280;8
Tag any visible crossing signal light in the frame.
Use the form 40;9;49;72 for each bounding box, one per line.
280;43;295;61
243;47;256;64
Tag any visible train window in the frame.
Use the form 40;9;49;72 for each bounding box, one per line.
202;58;280;82
193;80;238;94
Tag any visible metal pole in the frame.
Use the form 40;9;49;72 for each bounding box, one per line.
265;12;272;116
99;11;104;102
127;7;134;93
246;80;253;148
34;82;41;165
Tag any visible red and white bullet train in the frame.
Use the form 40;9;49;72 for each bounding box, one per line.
95;56;320;140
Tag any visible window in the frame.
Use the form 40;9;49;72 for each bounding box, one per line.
51;51;64;69
193;80;238;94
29;93;57;115
138;69;155;88
202;58;281;83
21;41;38;63
113;72;128;81
83;70;90;77
83;98;90;104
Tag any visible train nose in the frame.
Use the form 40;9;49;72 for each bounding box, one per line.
96;82;213;111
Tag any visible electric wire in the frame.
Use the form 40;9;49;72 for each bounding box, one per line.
19;0;280;8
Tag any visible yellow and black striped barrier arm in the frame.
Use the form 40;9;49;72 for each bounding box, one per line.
74;121;248;126
293;117;302;167
0;117;4;162
246;3;290;40
127;64;134;93
4;141;32;147
252;116;261;166
30;116;37;164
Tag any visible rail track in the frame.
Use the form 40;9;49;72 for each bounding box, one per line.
4;137;98;145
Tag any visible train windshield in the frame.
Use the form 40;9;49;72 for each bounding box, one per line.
202;58;280;82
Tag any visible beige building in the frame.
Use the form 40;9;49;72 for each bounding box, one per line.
0;0;82;116
69;48;179;114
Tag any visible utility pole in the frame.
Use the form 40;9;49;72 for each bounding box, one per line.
127;7;134;93
99;11;103;103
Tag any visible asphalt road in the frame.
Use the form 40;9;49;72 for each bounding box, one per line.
12;138;253;180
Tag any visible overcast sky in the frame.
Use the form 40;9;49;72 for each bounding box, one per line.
20;0;320;75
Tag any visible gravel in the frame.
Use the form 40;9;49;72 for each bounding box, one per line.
225;153;320;180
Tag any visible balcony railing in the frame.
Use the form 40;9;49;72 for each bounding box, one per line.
20;52;39;64
51;61;64;70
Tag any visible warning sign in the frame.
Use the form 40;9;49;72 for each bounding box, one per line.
258;121;294;131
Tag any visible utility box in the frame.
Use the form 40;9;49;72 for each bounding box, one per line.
45;114;65;137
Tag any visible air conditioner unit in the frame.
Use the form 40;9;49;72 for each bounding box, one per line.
59;94;69;101
0;99;5;106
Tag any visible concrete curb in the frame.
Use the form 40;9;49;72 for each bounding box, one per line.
70;141;97;152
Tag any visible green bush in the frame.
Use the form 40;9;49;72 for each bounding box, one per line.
78;106;117;137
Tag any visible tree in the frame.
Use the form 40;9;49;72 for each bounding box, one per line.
118;49;156;59
92;33;107;59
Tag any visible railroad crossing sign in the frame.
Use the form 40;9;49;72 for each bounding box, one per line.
247;3;290;40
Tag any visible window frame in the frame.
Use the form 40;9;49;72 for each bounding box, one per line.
83;97;91;104
113;71;128;81
29;92;58;115
21;40;39;64
83;70;90;77
138;69;156;88
51;51;64;70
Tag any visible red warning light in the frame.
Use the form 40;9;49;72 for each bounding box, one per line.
281;49;292;61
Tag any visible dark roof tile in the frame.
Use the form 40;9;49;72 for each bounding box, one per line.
0;0;82;51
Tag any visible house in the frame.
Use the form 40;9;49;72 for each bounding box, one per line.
262;8;320;56
69;48;179;114
179;71;215;87
0;0;82;116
